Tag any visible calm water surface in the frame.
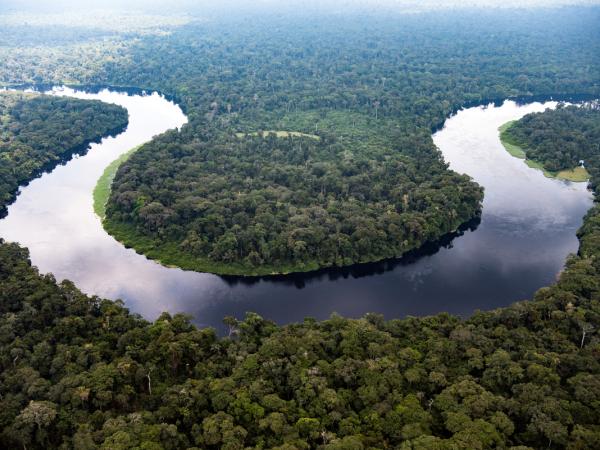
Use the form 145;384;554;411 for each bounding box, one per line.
0;88;593;331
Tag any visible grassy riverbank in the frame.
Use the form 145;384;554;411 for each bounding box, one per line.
499;121;590;182
93;145;140;219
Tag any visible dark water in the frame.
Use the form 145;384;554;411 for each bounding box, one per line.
0;88;593;332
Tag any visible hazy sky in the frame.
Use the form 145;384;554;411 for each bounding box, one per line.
2;0;600;14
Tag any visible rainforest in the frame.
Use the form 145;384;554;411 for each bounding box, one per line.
0;1;599;449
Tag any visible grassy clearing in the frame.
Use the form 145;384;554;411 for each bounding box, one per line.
234;110;392;156
556;166;590;182
93;145;140;219
499;121;589;182
235;130;320;140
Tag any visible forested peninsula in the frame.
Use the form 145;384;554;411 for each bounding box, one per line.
1;102;599;446
0;91;129;216
0;6;600;449
93;10;600;275
500;103;600;182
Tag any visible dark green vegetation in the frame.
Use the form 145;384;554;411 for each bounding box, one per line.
501;104;600;182
0;91;128;215
99;9;600;274
498;120;589;182
106;130;482;275
1;181;599;449
2;98;600;447
1;6;600;449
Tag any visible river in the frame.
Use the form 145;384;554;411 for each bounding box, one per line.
0;87;593;331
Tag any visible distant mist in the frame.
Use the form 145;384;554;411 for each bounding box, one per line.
2;0;600;16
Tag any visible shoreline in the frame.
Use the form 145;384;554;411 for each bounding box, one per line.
498;120;590;182
93;145;141;219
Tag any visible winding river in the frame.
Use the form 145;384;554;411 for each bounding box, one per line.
0;88;593;331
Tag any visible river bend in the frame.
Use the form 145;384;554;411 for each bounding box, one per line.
0;88;593;331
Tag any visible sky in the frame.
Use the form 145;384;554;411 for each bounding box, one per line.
2;0;600;14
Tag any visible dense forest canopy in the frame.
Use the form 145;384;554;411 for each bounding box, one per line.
0;101;599;446
92;8;599;274
502;103;600;177
0;4;600;449
0;91;128;216
105;122;483;275
0;236;598;449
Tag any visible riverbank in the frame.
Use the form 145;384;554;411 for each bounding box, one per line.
498;121;590;182
93;145;140;219
0;90;129;218
2;94;592;326
101;214;476;277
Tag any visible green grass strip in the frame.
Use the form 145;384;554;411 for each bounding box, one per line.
498;121;527;159
498;121;589;182
93;145;140;219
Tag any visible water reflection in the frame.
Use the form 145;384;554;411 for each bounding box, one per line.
221;217;481;288
0;89;594;332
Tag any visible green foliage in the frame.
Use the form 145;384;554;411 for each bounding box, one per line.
501;103;600;181
93;146;140;219
0;91;128;214
0;6;600;449
106;127;482;274
0;230;599;449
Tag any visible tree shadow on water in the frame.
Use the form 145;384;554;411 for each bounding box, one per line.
220;217;481;289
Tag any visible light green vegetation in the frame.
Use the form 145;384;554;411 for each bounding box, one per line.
499;121;590;182
498;121;526;158
240;109;393;153
555;165;590;182
93;146;140;219
235;130;320;140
